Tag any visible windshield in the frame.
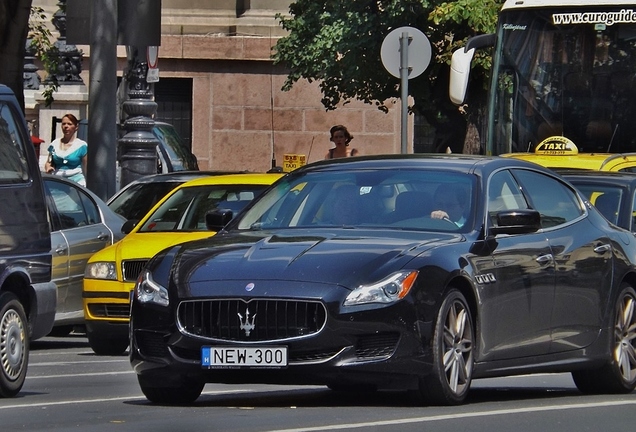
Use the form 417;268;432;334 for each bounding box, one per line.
236;169;475;233
489;6;636;155
108;182;185;221
139;184;268;232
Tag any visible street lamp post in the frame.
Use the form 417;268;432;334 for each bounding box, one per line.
118;46;158;188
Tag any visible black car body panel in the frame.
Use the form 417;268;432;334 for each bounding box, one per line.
129;154;636;403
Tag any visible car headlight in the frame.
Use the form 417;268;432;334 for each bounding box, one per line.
84;262;117;280
344;271;418;306
135;270;169;307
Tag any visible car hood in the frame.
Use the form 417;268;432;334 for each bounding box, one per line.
115;231;218;260
169;229;464;290
90;231;218;264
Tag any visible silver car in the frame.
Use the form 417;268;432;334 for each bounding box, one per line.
43;174;126;336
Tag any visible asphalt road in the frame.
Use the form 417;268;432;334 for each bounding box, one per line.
2;332;636;432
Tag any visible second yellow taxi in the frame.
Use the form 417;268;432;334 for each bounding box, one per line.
502;136;636;172
82;172;283;355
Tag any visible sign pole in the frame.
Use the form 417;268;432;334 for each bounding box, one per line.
381;26;431;155
400;32;411;155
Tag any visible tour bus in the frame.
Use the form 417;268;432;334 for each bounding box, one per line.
449;0;636;168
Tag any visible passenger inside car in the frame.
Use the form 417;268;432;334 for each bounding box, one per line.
430;183;469;227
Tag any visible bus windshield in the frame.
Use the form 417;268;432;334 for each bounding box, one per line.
489;6;636;155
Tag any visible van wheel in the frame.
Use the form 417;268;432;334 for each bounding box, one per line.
0;292;29;398
87;331;129;356
572;284;636;394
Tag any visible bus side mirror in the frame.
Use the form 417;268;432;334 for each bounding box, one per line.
449;34;496;106
449;47;475;105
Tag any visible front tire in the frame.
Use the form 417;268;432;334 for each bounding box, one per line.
419;289;474;405
138;375;204;405
572;284;636;394
87;329;129;356
0;292;29;398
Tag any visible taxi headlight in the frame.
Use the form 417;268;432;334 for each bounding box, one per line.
344;271;418;306
135;270;169;307
84;262;117;280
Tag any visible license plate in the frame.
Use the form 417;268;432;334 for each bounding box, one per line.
201;346;287;368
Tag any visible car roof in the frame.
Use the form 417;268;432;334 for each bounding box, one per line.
289;153;552;176
175;172;284;188
120;170;248;185
559;169;636;186
502;152;627;170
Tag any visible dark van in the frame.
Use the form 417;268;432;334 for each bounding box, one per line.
0;85;56;397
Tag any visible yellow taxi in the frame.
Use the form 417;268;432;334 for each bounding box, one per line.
502;136;636;172
82;172;283;355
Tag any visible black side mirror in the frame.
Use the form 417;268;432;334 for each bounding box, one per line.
121;219;139;234
205;209;234;231
489;209;541;235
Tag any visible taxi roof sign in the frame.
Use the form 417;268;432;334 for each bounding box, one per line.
535;136;578;155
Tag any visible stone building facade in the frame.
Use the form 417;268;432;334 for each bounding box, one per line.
31;1;406;172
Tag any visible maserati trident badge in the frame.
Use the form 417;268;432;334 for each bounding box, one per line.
238;308;257;336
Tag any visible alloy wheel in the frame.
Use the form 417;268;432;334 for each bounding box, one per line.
442;298;474;394
614;291;636;382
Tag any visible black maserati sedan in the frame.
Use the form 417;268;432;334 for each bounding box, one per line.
130;154;636;405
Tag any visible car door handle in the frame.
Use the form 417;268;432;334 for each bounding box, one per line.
55;245;67;255
594;244;611;254
97;233;110;241
536;254;553;264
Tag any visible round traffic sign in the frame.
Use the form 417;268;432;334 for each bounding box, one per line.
380;26;431;79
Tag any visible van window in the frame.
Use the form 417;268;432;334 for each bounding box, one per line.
0;102;30;181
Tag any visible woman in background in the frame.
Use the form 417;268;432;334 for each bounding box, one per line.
325;124;359;159
44;113;88;186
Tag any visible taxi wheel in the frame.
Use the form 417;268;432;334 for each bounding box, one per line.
572;284;636;394
0;292;28;398
87;331;129;356
138;376;204;405
418;288;474;405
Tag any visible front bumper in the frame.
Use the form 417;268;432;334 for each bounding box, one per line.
31;281;57;340
83;278;134;324
130;296;434;391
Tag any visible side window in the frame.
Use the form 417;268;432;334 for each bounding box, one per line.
488;170;529;213
512;169;584;228
0;102;30;181
45;180;90;229
79;192;100;225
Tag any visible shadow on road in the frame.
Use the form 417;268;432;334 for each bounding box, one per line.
31;333;90;350
124;384;583;409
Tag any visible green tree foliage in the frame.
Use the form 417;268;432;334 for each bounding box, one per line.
0;0;33;111
273;0;504;152
28;5;57;107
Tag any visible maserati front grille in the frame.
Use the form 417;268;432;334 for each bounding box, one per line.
177;298;327;342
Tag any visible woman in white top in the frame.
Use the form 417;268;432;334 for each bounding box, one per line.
44;113;88;186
